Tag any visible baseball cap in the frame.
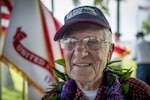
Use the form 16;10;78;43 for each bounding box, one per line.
54;6;111;41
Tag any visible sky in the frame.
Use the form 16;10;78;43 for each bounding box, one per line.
41;0;150;42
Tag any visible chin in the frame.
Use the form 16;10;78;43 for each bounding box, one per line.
73;76;92;82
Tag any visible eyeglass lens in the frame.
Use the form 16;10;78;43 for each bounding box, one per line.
60;37;109;50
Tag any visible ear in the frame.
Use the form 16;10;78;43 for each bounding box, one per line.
107;43;114;61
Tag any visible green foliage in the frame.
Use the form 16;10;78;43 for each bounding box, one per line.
2;59;135;100
72;0;80;6
94;0;109;15
71;0;109;15
107;60;122;65
55;59;66;67
52;67;66;81
142;17;150;35
108;74;117;88
106;61;133;94
2;88;22;100
120;68;133;82
46;59;132;98
122;84;129;94
45;59;69;96
45;96;59;100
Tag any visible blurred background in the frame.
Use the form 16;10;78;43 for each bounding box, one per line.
1;0;150;100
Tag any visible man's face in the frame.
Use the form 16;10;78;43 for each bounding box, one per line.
62;23;113;84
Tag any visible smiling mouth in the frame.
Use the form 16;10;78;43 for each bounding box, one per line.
73;63;92;67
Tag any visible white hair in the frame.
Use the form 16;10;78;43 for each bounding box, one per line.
103;28;112;43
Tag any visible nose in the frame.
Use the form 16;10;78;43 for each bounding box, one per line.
74;41;88;58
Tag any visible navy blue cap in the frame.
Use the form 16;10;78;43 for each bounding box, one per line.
54;6;111;41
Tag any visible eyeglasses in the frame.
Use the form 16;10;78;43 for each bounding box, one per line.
60;36;110;50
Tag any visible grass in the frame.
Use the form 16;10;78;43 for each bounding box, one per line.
2;88;22;100
122;59;137;78
2;68;28;100
2;59;137;100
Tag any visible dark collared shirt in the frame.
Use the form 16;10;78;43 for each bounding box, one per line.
41;78;150;100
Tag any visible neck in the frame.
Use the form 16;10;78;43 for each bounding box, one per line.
75;76;104;91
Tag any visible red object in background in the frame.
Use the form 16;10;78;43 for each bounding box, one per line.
114;46;126;54
114;45;130;58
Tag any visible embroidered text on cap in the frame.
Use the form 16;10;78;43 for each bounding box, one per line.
66;7;98;20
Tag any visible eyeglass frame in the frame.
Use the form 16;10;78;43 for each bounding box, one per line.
59;36;111;51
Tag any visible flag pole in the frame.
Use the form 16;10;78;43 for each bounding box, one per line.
51;0;54;14
116;0;120;33
22;79;26;100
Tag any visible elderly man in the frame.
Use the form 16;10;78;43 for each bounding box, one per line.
42;6;150;100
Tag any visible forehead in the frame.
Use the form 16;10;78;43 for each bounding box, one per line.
64;22;105;37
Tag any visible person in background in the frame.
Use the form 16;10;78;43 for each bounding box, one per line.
131;32;150;86
42;6;150;100
111;32;130;67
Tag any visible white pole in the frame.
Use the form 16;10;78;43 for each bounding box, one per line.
22;79;26;100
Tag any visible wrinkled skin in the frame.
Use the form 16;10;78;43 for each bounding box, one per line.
63;22;114;91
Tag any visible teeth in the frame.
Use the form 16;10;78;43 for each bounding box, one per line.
75;64;90;67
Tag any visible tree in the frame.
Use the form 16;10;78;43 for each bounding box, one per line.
94;0;109;14
142;16;150;35
72;0;109;15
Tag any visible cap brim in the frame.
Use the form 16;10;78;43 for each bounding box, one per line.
54;19;111;41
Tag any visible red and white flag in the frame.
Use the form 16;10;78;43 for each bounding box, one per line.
1;0;63;97
0;1;10;55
